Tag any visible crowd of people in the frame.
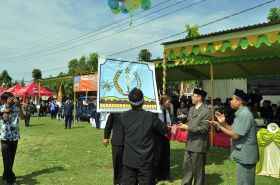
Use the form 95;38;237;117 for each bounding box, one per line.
0;86;279;184
102;86;280;185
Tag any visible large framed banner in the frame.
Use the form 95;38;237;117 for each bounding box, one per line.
73;74;98;92
97;57;160;113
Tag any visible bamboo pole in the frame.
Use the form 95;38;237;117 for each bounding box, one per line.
74;91;77;125
162;58;167;94
210;63;215;147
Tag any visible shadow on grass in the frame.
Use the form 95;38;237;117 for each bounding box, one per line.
28;124;46;127
16;166;65;184
206;147;230;165
205;173;224;185
169;146;229;182
170;148;184;181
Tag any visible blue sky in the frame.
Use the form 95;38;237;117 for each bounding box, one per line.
0;0;278;82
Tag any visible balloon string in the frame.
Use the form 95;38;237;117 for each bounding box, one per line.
129;11;134;26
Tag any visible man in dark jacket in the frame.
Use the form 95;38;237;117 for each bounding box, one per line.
103;113;123;185
62;98;74;129
120;87;169;185
177;89;211;185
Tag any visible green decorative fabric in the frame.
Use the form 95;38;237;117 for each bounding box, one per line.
256;128;280;175
159;52;280;69
166;32;280;57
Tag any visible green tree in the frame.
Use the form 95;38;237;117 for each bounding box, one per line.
32;68;42;82
267;7;280;22
138;49;152;62
0;70;12;88
68;53;98;76
87;53;98;73
20;78;25;86
185;23;200;38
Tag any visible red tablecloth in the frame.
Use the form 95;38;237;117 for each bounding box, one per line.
170;129;230;148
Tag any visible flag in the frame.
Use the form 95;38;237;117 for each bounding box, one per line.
57;83;62;102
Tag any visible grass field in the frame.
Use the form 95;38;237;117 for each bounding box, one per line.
0;117;279;185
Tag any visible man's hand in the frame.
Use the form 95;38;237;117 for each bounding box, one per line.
207;120;220;129
177;123;188;130
103;139;109;147
214;111;225;124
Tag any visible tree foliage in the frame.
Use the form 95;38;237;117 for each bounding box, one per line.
185;24;200;38
267;7;280;22
0;70;12;88
138;49;152;62
68;53;98;76
32;68;42;82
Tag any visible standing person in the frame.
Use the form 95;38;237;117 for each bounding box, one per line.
23;100;32;127
49;101;56;119
93;98;100;129
103;113;123;185
120;88;169;185
154;94;172;182
0;92;24;185
177;89;211;185
62;98;74;129
208;89;259;185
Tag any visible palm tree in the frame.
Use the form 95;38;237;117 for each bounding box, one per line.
185;24;200;38
267;7;280;22
101;80;113;97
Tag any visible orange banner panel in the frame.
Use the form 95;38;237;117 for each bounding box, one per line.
73;74;98;92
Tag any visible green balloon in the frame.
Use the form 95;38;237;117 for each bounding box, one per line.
141;0;151;10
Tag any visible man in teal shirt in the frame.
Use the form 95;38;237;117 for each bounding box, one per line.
208;89;259;185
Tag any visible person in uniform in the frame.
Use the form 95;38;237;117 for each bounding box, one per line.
120;87;169;185
62;98;74;129
177;88;211;185
208;89;259;185
103;113;123;185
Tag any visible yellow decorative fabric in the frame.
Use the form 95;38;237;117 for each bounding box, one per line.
230;38;240;50
186;46;193;55
199;43;207;53
247;35;259;47
266;31;279;44
175;60;180;66
173;47;181;57
256;128;280;175
214;41;222;51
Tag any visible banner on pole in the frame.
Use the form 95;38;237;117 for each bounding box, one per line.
73;74;98;92
97;57;160;113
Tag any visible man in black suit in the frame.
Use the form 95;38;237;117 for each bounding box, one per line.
177;89;211;185
120;87;169;185
103;113;123;185
62;98;74;129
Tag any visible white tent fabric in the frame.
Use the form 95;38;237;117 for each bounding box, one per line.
202;79;247;102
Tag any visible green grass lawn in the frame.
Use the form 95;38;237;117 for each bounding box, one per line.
0;117;279;185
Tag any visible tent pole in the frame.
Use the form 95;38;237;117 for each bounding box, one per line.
74;91;77;125
210;63;215;147
162;57;167;94
38;80;41;120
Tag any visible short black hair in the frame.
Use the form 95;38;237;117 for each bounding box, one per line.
1;92;14;101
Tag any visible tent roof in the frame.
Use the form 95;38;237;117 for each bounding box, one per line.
153;21;280;81
16;82;53;96
5;84;23;95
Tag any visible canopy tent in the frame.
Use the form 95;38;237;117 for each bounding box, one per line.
154;21;280;146
5;84;23;95
16;82;53;102
0;86;5;95
154;21;280;84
